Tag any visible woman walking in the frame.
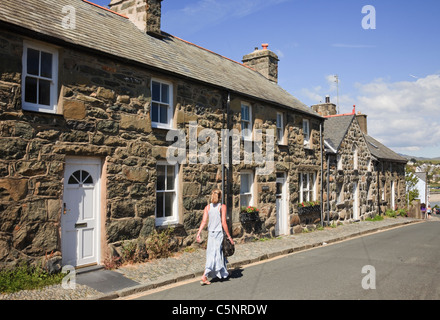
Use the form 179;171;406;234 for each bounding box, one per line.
196;189;234;285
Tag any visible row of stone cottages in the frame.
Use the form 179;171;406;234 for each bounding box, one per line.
0;0;407;269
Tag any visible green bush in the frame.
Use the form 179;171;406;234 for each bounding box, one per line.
385;209;397;218
366;215;384;221
0;264;64;294
146;228;174;260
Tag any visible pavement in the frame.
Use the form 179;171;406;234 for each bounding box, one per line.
1;215;437;300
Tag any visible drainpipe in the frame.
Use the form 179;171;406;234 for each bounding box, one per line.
327;155;330;226
226;92;232;233
320;122;324;227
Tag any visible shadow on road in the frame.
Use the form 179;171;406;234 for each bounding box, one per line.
210;267;244;284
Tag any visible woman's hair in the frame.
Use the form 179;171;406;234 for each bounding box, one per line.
210;189;222;203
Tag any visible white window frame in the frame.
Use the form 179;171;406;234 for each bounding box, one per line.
240;171;254;208
337;182;344;204
303;119;310;147
151;78;173;129
155;163;179;226
300;172;316;203
276;112;284;144
241;102;252;140
337;154;343;171
22;40;59;114
353;145;358;170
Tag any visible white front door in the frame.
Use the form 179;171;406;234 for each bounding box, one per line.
275;173;288;236
391;181;395;209
62;158;101;267
353;181;359;220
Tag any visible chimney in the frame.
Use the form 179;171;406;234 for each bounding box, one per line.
311;95;337;116
242;44;279;83
109;0;163;37
356;112;368;134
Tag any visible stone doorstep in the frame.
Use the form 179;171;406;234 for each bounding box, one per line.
90;219;421;300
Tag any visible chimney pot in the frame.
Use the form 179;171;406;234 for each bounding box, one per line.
109;0;163;37
242;43;279;83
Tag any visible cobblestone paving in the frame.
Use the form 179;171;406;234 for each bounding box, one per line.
0;217;428;300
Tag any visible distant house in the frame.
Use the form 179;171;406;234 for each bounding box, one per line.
313;97;407;223
414;172;428;205
0;0;325;268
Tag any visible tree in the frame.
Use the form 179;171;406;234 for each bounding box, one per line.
405;166;419;205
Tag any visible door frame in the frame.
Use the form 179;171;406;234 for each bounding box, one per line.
62;157;102;268
353;181;359;220
275;172;288;236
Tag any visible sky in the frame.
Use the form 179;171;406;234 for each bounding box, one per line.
92;0;440;159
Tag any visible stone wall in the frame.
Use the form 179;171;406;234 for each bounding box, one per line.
0;29;324;267
325;118;377;223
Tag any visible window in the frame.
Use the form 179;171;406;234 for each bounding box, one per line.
276;112;284;144
156;164;178;225
367;180;372;200
22;41;58;113
241;103;252;140
151;79;173;129
367;158;372;172
68;170;93;185
240;171;254;208
337;154;343;171
303;119;310;147
300;172;316;203
337;182;344;203
353;145;358;170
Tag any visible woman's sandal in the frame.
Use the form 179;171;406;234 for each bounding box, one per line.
200;278;211;286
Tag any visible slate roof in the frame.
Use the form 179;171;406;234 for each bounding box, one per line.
364;134;407;163
323;115;355;153
0;0;321;118
323;114;407;163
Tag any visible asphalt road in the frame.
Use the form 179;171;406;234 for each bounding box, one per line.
130;221;440;300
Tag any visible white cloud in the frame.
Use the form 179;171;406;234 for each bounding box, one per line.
355;75;440;152
301;74;440;157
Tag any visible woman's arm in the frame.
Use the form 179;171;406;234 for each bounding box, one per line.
196;205;209;243
221;204;234;245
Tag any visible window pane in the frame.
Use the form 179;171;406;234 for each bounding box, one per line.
241;105;249;121
165;192;174;217
152;81;160;101
25;77;38;104
151;103;159;122
27;48;40;76
160;105;168;124
240;194;251;207
240;173;250;193
40;51;53;78
277;114;282;127
157;165;165;190
38;79;51;106
166;166;174;190
156;192;164;218
276;182;282;195
161;83;169;103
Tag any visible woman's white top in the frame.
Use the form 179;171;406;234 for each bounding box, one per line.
208;202;222;232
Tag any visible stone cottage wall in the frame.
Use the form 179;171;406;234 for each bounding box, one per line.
325;119;377;223
0;29;324;267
